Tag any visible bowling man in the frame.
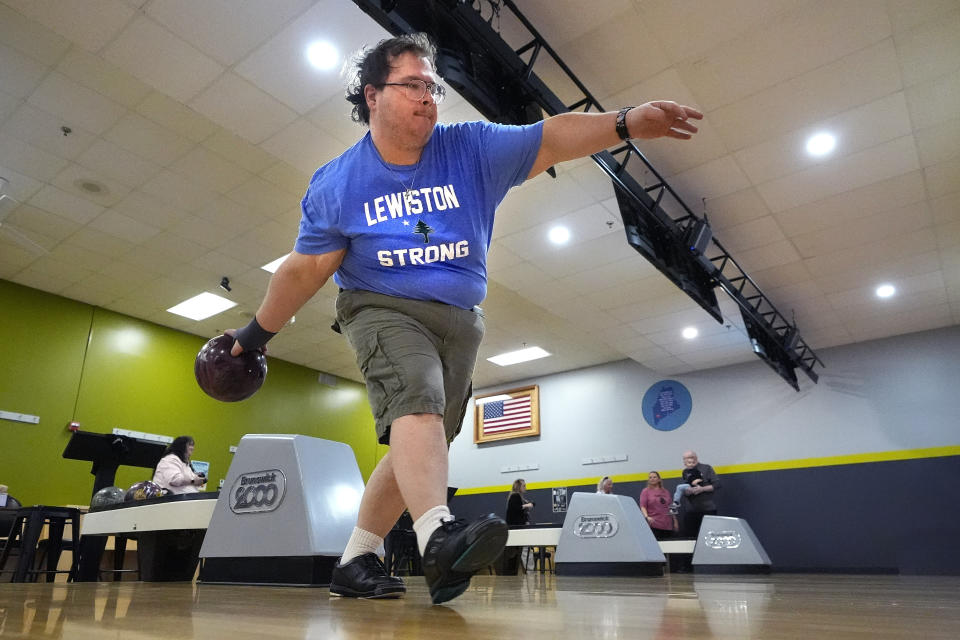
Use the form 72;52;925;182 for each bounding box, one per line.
229;33;701;604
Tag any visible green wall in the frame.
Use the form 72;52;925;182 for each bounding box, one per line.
0;279;384;507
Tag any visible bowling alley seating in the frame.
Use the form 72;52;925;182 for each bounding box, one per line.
0;504;80;582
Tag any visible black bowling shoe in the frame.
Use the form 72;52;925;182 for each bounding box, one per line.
329;553;406;599
422;513;508;605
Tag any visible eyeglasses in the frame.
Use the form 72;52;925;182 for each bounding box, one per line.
381;79;446;104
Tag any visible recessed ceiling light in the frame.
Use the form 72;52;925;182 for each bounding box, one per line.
682;326;699;340
876;284;896;298
306;41;338;70
806;132;836;157
261;254;290;273
548;226;570;245
488;346;551;366
167;292;237;321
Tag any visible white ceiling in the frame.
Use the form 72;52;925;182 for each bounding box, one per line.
0;0;957;389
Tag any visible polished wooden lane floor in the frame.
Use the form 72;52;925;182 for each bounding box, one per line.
1;573;958;639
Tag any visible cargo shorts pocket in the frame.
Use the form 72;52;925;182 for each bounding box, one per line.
353;330;403;424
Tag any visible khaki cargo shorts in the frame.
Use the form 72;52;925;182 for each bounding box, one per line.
335;289;485;445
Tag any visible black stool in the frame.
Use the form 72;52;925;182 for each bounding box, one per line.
0;506;81;582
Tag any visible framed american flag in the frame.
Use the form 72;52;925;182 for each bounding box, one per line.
473;385;540;444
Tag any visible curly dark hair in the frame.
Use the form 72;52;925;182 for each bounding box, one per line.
344;33;438;126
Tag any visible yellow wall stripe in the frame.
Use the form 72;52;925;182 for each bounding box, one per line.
454;444;960;496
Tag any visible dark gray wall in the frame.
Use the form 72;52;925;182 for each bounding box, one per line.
451;455;960;574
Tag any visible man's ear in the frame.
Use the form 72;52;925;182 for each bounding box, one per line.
364;84;377;112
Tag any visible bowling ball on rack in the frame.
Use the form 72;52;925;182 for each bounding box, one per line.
90;486;125;509
194;334;267;402
124;481;164;502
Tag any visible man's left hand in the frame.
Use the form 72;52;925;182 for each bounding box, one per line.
629;101;703;140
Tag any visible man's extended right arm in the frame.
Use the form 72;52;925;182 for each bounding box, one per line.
231;248;346;354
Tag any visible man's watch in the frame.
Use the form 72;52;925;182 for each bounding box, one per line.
616;106;635;140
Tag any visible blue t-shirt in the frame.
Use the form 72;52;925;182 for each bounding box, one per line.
294;121;543;309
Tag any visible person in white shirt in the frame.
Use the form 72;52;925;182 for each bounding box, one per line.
152;436;205;494
596;476;614;494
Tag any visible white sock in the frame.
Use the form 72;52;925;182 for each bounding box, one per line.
413;505;451;556
340;527;384;565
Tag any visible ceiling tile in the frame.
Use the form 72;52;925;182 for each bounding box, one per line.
135;91;217;143
189;72;298;144
0;2;71;65
28;184;104;224
59;227;135;260
905;68;960;131
924;157;960;199
0;133;69;181
203;129;278;174
4;203;80;243
735;239;802;272
87;209;160;244
259;118;347;175
774;170;926;237
915;117;960;169
76;139;161;188
714;215;785;253
0;164;43;201
886;0;959;33
814;251;943;296
827;269;945;309
894;9;960;87
55;47;152;108
140;169;218;213
843;300;952;342
3;103;97;161
0;42;49;99
553;9;670;100
234;0;389;114
931;191;960;226
757;135;921;212
3;0;134;53
634;0;796;64
169;146;252;194
145;0;315;66
167;214;245;250
111;190;187;230
677;0;891;110
27;71;127;135
668;154;751;202
804;227;938;278
0;90;18;126
260;161;309;197
51;162;131;207
735;92;913;186
792;201;933;259
103;15;224;102
104;112;195;166
604;68;729;175
226;175;300;216
709;39;903;152
703;187;771;230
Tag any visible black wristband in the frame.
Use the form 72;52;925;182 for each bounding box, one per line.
616;106;634;140
235;316;276;352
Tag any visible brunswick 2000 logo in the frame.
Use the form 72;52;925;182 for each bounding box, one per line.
573;514;619;538
229;469;286;514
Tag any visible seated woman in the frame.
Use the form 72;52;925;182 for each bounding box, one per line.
152;436;205;494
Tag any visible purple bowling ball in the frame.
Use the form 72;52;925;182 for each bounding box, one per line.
194;334;267;402
124;481;164;502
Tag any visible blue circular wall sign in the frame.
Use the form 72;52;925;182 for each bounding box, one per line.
642;380;692;431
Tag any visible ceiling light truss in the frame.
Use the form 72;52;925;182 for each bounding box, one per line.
353;0;823;389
